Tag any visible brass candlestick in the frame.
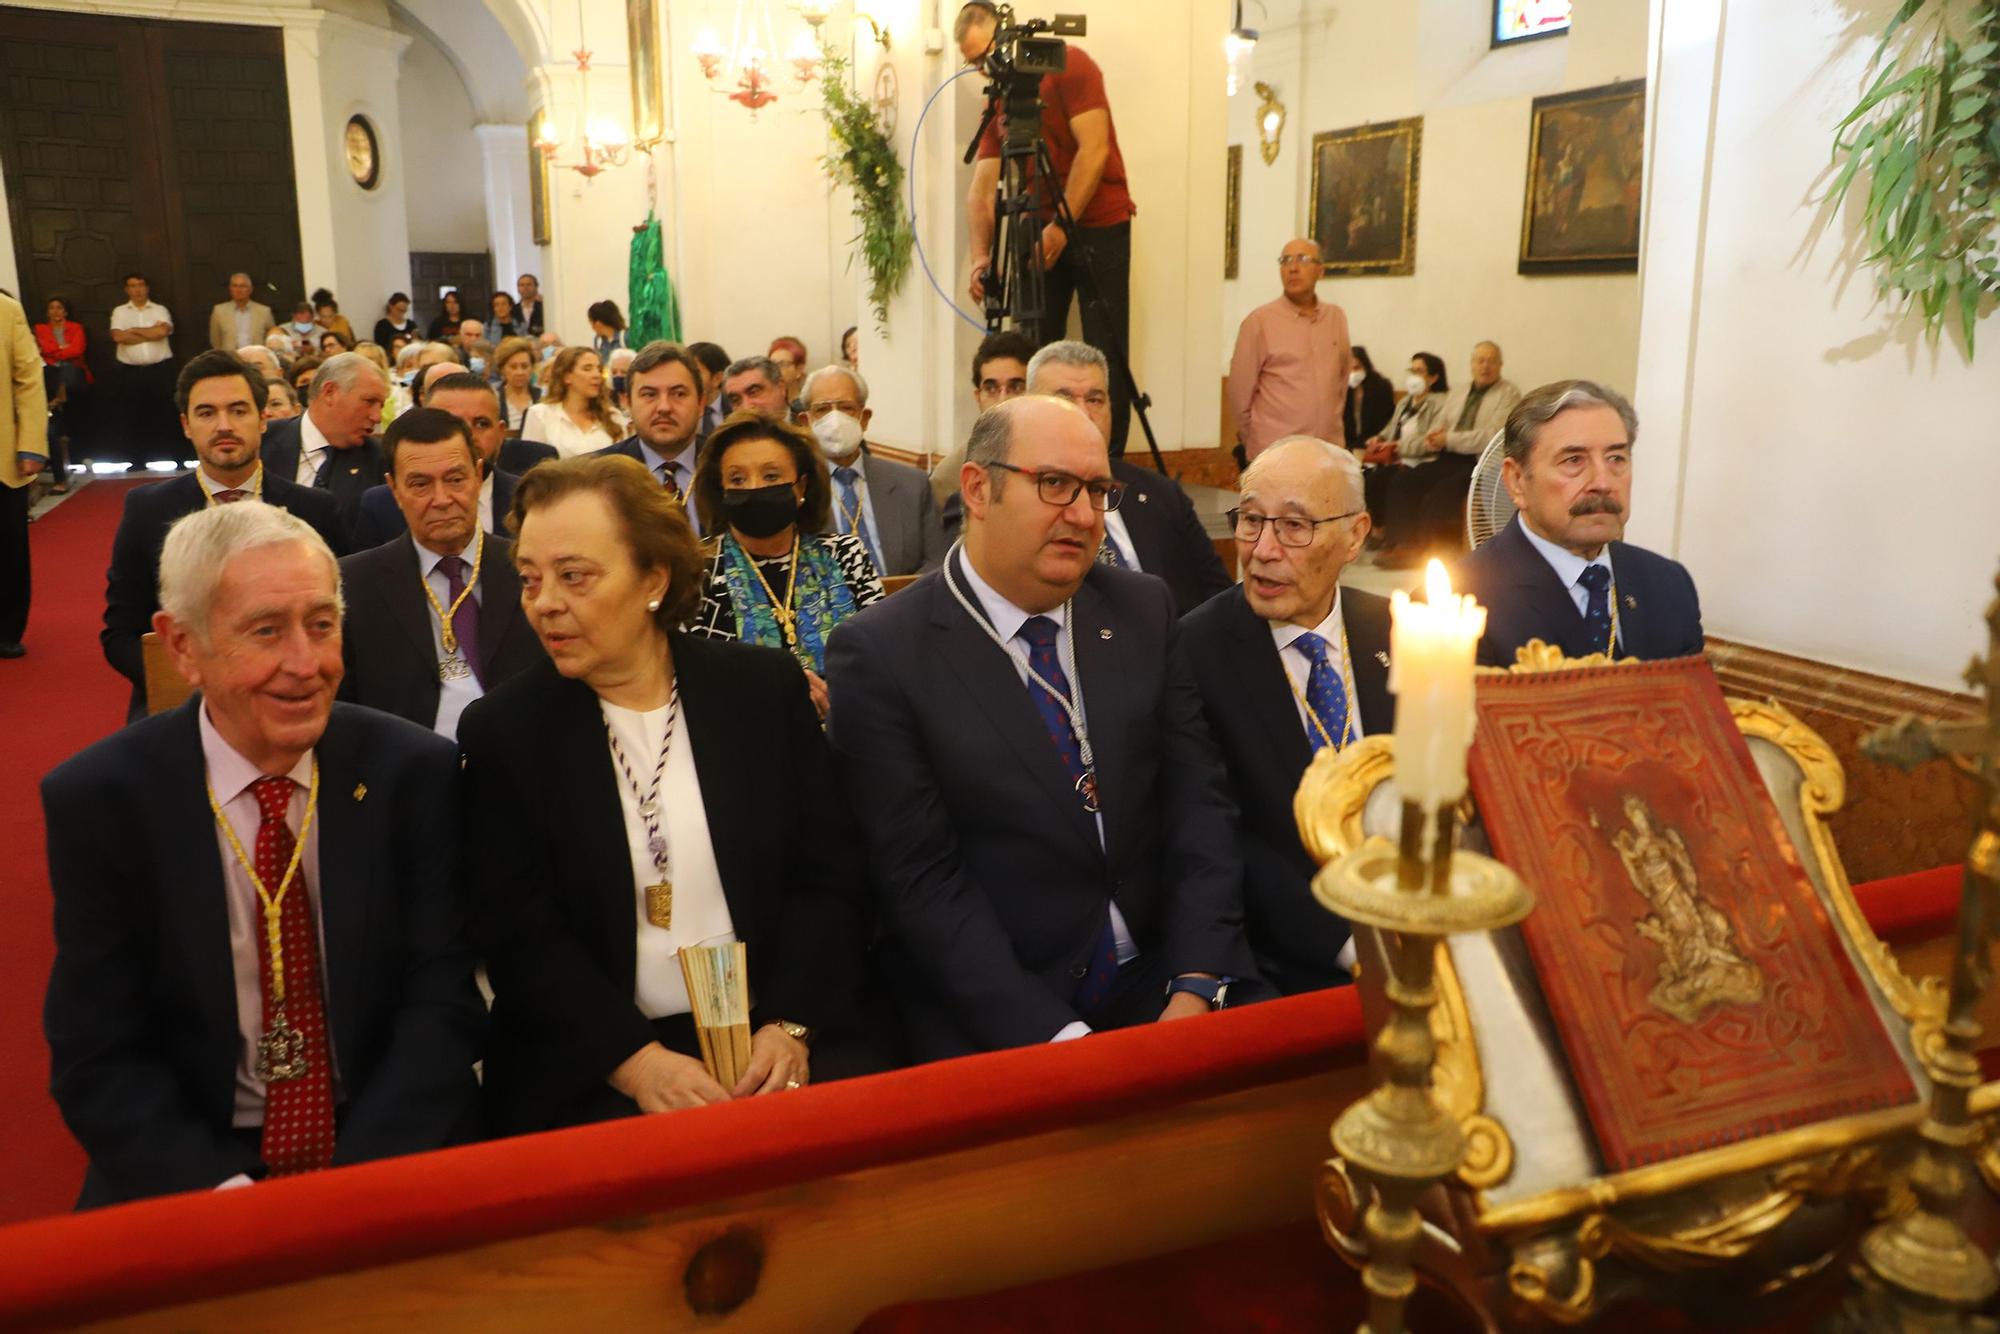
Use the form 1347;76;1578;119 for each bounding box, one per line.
1315;798;1534;1334
1837;566;2000;1334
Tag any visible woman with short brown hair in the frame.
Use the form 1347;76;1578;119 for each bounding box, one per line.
458;453;875;1134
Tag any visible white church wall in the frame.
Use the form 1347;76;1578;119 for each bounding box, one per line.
397;29;492;257
1223;0;1648;403
1629;0;2000;692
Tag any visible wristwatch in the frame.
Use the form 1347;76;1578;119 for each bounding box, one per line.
767;1019;814;1046
1165;976;1230;1011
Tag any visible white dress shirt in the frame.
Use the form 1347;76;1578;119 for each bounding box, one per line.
827;453;882;568
600;697;737;1018
196;462;264;504
199;705;338;1128
111;301;173;366
1518;518;1617;622
413;537;485;739
233;304;254;349
955;551;1138;1041
1268;591;1367;746
295;407;334;486
478;472;496;535
522;402;621;459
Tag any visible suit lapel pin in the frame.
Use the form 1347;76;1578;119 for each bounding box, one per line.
352;783;368;802
1624;595;1638;610
1138;493;1150;503
1099;628;1113;640
1375;651;1390;667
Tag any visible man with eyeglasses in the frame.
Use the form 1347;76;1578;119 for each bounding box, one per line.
826;394;1266;1060
929;329;1037;508
1227;238;1351;465
1181;436;1391;994
795;363;943;576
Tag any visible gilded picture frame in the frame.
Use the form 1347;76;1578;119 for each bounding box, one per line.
1224;144;1242;280
528;111;551;247
1309;117;1421;277
1518;79;1644;275
626;0;665;150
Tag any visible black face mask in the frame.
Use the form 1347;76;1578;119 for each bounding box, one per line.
722;483;800;538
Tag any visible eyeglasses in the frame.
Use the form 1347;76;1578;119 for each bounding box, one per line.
806;400;864;418
1228;507;1361;547
987;462;1127;511
1276;254;1322;268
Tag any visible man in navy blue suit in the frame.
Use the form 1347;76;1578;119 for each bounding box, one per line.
1453;379;1703;669
46;502;484;1206
589;341;708;536
351;374;535;547
260;351;389;536
826;395;1261;1061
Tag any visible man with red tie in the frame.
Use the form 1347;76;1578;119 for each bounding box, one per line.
45;501;484;1206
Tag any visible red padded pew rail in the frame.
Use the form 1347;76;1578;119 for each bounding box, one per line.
0;865;1961;1329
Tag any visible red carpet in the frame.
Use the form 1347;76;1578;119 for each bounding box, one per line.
0;479;144;1223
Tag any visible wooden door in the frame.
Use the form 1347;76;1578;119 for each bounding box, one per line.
410;251;495;333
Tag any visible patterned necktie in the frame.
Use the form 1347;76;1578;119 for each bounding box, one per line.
1095;535;1128;568
833;466;883;574
1018;615;1119;1018
212;488;247;504
658;462;682;503
1578;564;1614;656
1292;632;1350;754
440;556;486;688
250;776;335;1177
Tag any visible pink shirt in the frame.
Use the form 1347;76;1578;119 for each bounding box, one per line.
1227;295;1350;458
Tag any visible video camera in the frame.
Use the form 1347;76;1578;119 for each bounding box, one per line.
979;6;1088;149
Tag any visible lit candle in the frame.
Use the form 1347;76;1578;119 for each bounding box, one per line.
1389;560;1487;815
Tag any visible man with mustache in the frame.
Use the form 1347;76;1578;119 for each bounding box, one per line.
102;350;349;721
825;395;1265;1060
1453;379;1702;668
595;341;708;535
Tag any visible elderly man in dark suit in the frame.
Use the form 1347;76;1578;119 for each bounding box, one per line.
103;350;349;721
939;340;1234;616
826;395;1263;1061
1182;436;1391;993
797;363;943;576
351;373;538;547
590;341;708;536
338;408;544;737
1454;379;1703;669
261;351;389;535
46;501;484;1206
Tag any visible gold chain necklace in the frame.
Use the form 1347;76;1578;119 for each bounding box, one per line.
1285;618;1360;751
418;526;486;657
737;533;802;650
206;761;321;1017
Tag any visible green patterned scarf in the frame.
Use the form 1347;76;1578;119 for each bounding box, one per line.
718;535;857;673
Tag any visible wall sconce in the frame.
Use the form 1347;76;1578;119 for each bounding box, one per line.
1224;0;1257;97
1254;81;1285;164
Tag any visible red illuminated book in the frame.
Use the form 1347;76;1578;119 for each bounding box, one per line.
1466;656;1917;1172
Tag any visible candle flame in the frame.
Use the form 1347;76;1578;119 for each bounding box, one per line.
1425;558;1453;608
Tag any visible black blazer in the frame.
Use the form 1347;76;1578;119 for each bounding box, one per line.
262;414;388;536
336;531;545;732
496;436;558;477
457;638;871;1134
824;553;1259;1060
1453;515;1705;669
1181;584;1393;994
350;468;524;549
101;471;350;721
41;700;486;1207
372;317;418;348
514;298;545;337
1345;371;1395;447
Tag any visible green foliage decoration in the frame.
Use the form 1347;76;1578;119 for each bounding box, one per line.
1825;0;2000;353
819;49;915;329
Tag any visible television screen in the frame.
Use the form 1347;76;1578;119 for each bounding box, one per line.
1495;0;1572;45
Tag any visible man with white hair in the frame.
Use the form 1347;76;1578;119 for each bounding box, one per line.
261;351;390;534
795;363;943;576
46;501;485;1205
1180;435;1391;993
235;344;284;382
208;272;274;351
454;318;485;360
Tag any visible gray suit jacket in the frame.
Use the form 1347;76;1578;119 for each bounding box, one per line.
844;448;944;577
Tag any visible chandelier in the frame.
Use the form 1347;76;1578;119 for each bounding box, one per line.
693;1;889;116
535;0;631;177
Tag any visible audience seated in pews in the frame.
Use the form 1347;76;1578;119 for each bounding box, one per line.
311;289;355;347
260;376;299;422
825;395;1268;1061
261;352;390;537
1374;340;1520;567
522;346;625;459
797;363;945;577
336;407;545;737
492;335;539;434
352;372;531;546
928;327;1035;506
1181;437;1391;993
102;350;348;722
458;456;874;1133
372;291;419;350
48;501;486;1205
1358;351;1449;540
1454;379;1703;668
1343;345;1395;449
592;340;707;534
720;355;792;421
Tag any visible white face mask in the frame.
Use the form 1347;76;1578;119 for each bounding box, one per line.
1404;374;1428;398
811;410;865;462
1347;369;1366;389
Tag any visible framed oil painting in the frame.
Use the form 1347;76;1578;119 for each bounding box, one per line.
1309;117;1421;277
1225;144;1242;280
528;111;551;247
1519;80;1644;275
626;0;664;150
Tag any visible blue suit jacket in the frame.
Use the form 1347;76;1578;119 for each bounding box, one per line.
351;468;522;550
41;700;486;1207
1452;515;1704;668
824;553;1260;1059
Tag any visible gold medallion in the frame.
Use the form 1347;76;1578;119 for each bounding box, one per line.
257;1014;310;1083
646;880;674;929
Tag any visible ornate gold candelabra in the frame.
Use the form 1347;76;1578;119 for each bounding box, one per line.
1315;798;1533;1334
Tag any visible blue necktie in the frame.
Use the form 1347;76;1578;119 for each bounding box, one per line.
1292;632;1349;753
1018;615;1119;1018
1096;534;1128;568
833;466;882;574
1578;564;1614;655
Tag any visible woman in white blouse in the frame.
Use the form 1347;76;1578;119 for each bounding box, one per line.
521;346;627;457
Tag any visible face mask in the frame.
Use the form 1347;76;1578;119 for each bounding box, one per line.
721;483;800;538
541;345;557;362
612;374;628;399
1404;374;1427;397
811;410;865;461
469;356;487;375
292;320;314;333
1348;369;1366;389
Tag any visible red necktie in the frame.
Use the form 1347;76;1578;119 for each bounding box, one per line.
250;776;336;1176
212;488;247;503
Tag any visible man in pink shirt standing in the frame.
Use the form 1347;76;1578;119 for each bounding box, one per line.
1228;238;1351;463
